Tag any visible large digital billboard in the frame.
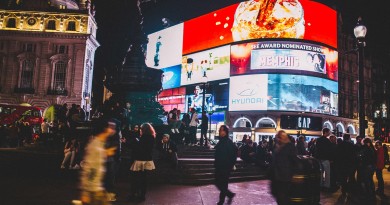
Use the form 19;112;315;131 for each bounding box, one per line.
231;41;338;80
186;80;229;113
229;74;338;115
146;23;184;69
181;45;230;86
267;74;338;115
229;74;269;111
158;87;186;112
183;0;337;55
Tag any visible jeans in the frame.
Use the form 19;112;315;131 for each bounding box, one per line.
320;160;331;188
215;169;234;203
200;128;208;145
375;168;384;194
189;126;197;144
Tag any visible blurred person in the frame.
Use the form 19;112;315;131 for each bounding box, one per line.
41;119;50;147
214;125;237;205
188;108;199;146
270;130;298;205
79;119;116;205
168;108;179;133
61;138;80;169
128;123;156;202
157;134;178;169
328;134;338;190
314;128;333;191
296;135;307;155
374;140;385;196
360;138;376;198
200;111;209;146
335;134;356;197
240;139;257;164
181;112;191;145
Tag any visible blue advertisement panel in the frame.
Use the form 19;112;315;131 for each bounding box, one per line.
162;65;181;89
267;74;338;116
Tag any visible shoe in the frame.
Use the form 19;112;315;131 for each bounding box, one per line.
171;129;175;133
227;193;236;204
72;164;80;169
175;128;180;133
60;165;65;169
217;201;224;205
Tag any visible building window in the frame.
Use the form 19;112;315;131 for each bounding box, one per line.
67;21;76;31
55;45;68;54
23;43;36;52
7;18;16;28
47;20;56;30
53;61;67;91
20;60;34;88
59;4;66;9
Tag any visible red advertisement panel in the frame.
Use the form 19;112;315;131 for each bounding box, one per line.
183;0;337;55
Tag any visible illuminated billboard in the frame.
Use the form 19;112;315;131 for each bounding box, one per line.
158;87;186;112
183;0;337;54
181;45;230;86
267;74;338;115
146;23;184;69
231;41;338;80
229;74;269;111
162;65;181;89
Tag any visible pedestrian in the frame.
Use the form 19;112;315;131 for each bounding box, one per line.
270;130;299;205
188;108;199;146
200;111;209;146
314;128;333;191
335;134;356;197
128;123;156;202
374;140;385;196
157;134;178;169
79;119;116;205
360;138;376;198
181;112;191;145
296;135;307;155
214;125;237;205
61;138;80;169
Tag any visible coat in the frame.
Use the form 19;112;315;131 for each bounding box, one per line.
214;137;237;170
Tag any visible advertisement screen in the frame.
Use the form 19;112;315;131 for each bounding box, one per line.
267;74;338;115
158;87;186;112
181;45;230;86
162;65;181;89
146;23;184;69
231;41;338;80
229;74;269;111
185;80;229;113
183;0;337;55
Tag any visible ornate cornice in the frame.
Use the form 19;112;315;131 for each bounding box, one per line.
0;29;90;39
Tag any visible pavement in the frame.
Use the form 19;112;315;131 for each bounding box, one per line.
1;148;390;205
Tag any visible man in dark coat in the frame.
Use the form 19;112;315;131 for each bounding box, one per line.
314;127;333;190
335;134;356;196
214;125;237;205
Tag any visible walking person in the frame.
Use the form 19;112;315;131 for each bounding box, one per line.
270;130;299;205
128;123;156;202
61;138;80;169
214;125;237;205
189;108;199;146
360;138;376;199
314;128;333;191
374;140;385;196
200;111;209;146
79;119;116;205
335;134;356;197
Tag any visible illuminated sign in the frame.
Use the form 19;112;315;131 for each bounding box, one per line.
183;0;337;54
162;65;181;89
229;74;268;111
181;45;230;86
231;41;338;81
146;23;184;69
280;115;323;131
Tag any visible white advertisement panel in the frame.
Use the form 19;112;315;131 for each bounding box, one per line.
251;49;326;74
146;23;184;69
181;45;230;86
229;74;268;111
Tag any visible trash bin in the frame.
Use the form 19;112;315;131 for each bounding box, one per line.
290;155;321;205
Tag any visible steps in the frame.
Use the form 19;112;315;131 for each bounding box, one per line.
171;145;267;185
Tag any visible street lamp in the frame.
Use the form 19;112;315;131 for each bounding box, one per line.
208;103;215;143
354;17;367;138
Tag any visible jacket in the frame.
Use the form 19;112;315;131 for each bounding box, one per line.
133;134;155;161
314;136;332;160
272;142;298;182
214;137;238;170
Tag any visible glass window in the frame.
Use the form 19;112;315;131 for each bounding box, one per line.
47;20;56;30
20;60;34;88
7;18;16;28
53;61;67;91
67;21;76;31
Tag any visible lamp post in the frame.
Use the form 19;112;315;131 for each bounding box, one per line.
354;17;367;138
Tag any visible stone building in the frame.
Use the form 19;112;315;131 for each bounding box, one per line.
0;0;99;110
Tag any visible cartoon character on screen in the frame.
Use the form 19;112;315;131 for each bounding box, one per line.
154;36;162;67
183;57;194;81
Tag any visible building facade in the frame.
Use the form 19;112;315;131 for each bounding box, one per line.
0;0;99;109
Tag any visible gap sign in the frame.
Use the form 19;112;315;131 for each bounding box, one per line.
280;115;323;131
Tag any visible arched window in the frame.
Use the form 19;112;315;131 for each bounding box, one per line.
233;117;252;128
20;60;34;88
255;117;277;128
7;18;16;28
47;20;56;30
67;21;76;31
53;61;67;91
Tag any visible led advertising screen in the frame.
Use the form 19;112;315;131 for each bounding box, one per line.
185;80;229;114
229;74;269;111
231;41;338;80
267;74;338;115
146;23;184;69
162;65;181;89
183;0;337;55
181;45;230;86
158;87;186;112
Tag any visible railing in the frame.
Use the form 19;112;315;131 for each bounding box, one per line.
14;86;35;94
47;88;68;96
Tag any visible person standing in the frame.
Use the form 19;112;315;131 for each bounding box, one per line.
129;123;156;202
61;138;80;169
188;108;199;146
314;128;333;191
374;140;385;196
200;111;209;146
214;125;237;205
335;134;356;197
79;119;116;205
181;112;191;145
270;130;298;205
360;138;376;198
